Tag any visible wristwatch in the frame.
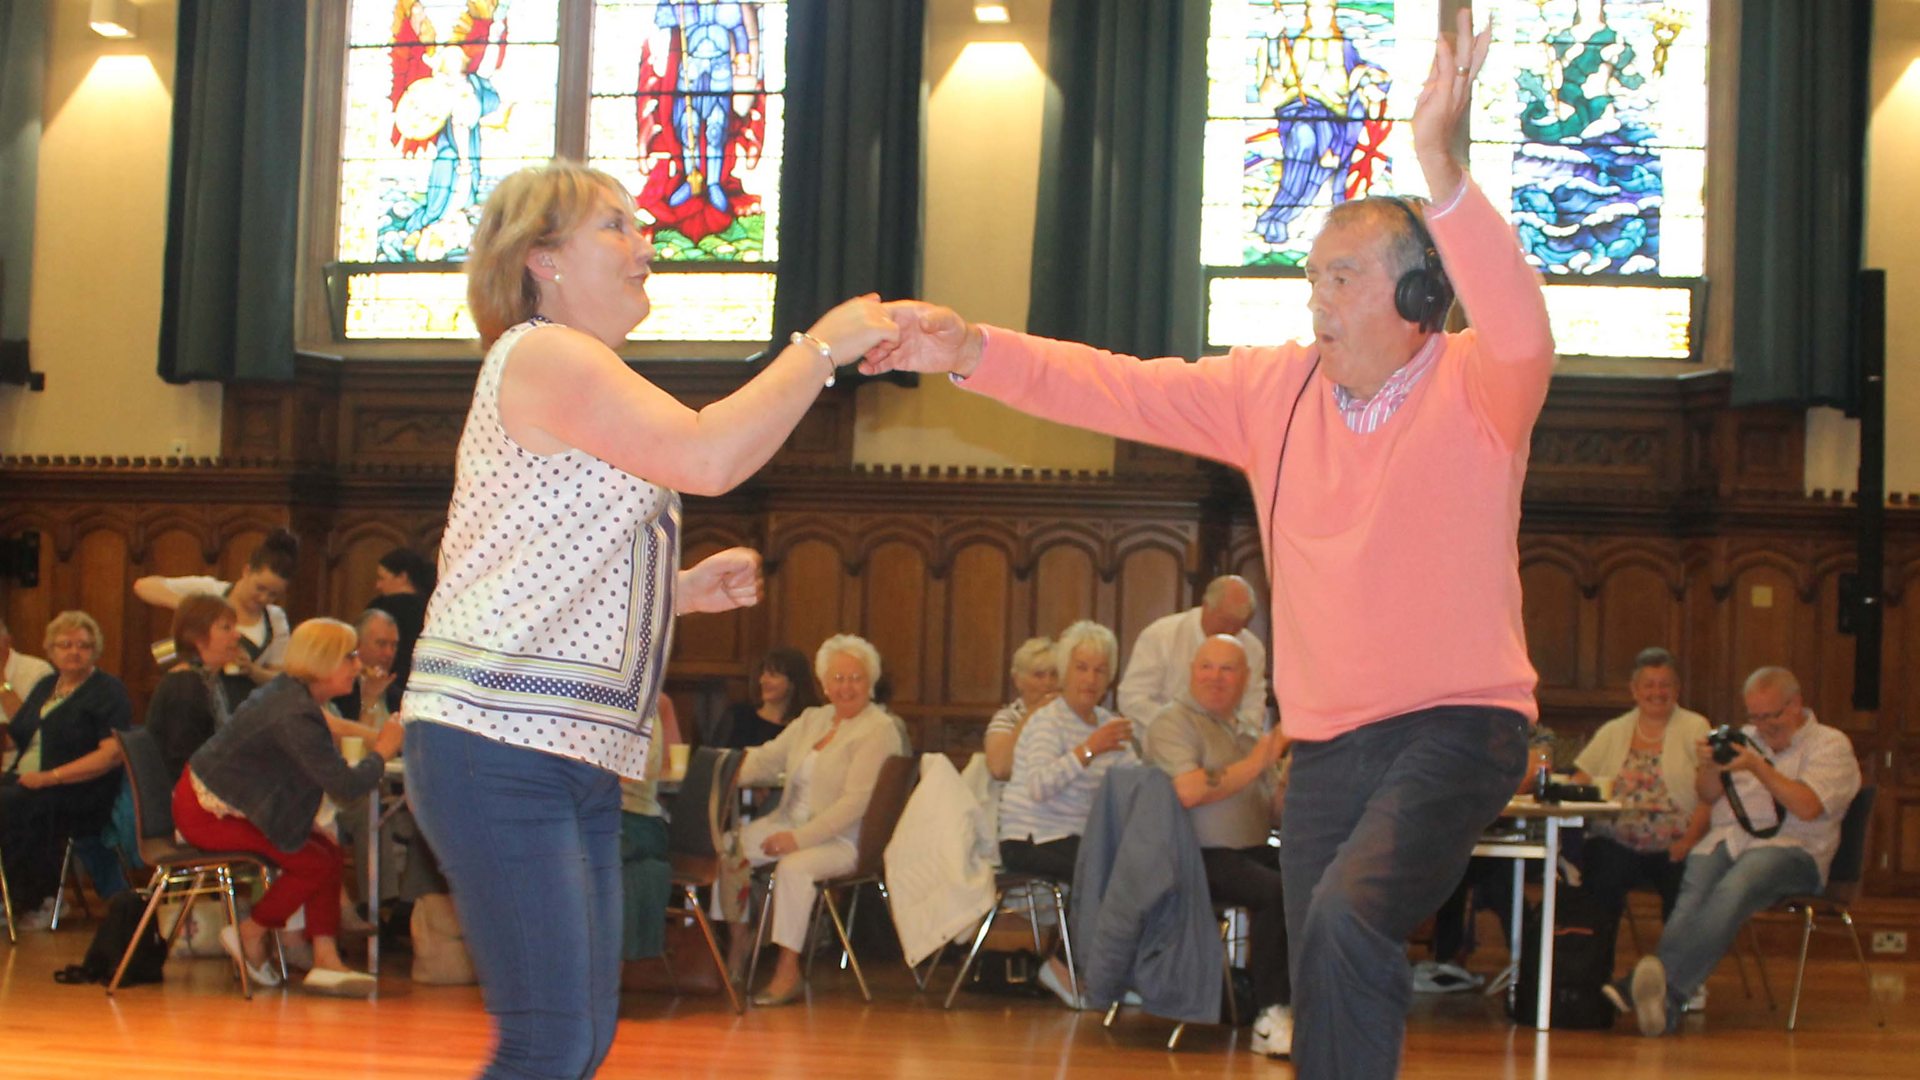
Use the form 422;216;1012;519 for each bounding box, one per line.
1075;744;1094;766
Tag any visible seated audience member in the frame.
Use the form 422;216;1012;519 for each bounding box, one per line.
333;608;404;724
1117;575;1268;736
1572;647;1712;929
172;618;404;996
709;646;822;750
983;637;1059;782
147;593;244;783
1604;666;1861;1036
620;699;681;963
719;634;899;1006
368;546;434;686
1145;634;1293;1058
1000;619;1138;1008
134;527;300;704
1;616;55;734
0;611;132;928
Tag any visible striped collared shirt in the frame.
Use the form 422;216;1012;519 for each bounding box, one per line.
1332;333;1444;433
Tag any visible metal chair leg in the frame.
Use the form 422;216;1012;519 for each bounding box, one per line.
1168;1023;1186;1051
107;872;176;996
823;888;871;1001
1746;921;1776;1010
1786;906;1815;1030
944;896;1002;1009
746;871;775;999
1103;1001;1120;1027
838;886;862;972
1219;915;1238;1027
49;838;76;930
1840;910;1885;1028
0;841;16;945
682;885;744;1014
221;867;253;1000
1051;883;1079;1004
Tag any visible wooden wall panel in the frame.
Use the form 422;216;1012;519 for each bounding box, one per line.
74;529;131;679
1031;544;1096;640
1594;560;1676;689
1520;557;1581;691
863;541;928;704
1811;571;1870;737
773;538;847;666
327;522;408;622
1727;562;1799;690
944;543;1011;706
1115;545;1182;676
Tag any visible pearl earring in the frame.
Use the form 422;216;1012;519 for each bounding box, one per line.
553;272;564;284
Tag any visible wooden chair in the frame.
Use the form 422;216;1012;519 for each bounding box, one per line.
664;745;745;1014
1742;784;1882;1031
109;728;283;997
801;753;919;1000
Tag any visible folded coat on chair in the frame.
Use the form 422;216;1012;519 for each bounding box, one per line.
885;754;997;966
1072;765;1222;1024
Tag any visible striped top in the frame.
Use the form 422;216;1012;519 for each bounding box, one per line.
1331;333;1444;433
401;320;678;778
998;697;1139;845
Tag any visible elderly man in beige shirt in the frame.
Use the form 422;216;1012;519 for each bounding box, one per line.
1145;635;1292;1058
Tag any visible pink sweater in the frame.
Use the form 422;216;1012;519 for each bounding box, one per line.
961;181;1555;741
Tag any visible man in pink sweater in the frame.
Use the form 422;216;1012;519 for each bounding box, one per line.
863;13;1550;1077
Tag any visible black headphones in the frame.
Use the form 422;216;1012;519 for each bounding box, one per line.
1383;197;1454;334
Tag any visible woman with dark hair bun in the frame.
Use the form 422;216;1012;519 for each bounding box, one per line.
369;545;436;687
134;528;300;706
710;646;821;749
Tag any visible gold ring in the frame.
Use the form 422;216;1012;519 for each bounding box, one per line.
1455;66;1470;76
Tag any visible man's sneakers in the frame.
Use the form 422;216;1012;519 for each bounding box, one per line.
1411;959;1484;993
1601;957;1673;1036
1249;1004;1293;1059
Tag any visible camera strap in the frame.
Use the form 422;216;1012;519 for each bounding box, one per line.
1719;771;1785;839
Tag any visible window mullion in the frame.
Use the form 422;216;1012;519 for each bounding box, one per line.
555;0;594;160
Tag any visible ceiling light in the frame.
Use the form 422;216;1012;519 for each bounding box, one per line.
90;0;139;39
974;2;1012;25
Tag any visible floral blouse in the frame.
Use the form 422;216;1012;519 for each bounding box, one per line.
1593;745;1689;854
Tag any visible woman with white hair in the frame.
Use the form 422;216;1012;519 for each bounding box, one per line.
720;633;899;1006
983;636;1060;781
999;619;1138;1006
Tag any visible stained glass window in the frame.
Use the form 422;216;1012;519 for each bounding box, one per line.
341;1;561;266
335;0;786;343
1202;0;1711;361
587;0;786;342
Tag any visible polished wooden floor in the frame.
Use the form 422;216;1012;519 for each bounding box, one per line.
0;917;1912;1078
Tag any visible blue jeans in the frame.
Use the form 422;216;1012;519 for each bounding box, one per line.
405;721;624;1080
1656;841;1821;1006
1281;706;1530;1080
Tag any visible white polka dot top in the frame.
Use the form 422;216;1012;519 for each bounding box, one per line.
402;319;678;778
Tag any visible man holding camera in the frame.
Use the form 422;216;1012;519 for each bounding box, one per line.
1605;666;1861;1036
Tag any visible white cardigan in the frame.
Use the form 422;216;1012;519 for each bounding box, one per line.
737;703;898;850
1574;706;1713;815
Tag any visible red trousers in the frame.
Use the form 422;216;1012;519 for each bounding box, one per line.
171;772;342;940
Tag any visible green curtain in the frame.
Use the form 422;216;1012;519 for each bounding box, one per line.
157;0;305;383
1729;0;1872;409
1027;0;1207;359
770;0;923;351
0;0;46;385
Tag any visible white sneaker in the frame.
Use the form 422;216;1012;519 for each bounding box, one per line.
1035;957;1085;1010
1683;984;1707;1013
1249;1004;1293;1059
18;897;58;931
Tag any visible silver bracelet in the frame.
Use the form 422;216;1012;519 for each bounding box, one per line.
789;331;836;388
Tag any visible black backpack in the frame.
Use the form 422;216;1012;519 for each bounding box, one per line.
1508;885;1618;1029
55;891;167;986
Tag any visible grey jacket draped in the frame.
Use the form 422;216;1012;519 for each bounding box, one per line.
1071;765;1222;1024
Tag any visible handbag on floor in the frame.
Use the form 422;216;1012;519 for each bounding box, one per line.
55;891;168;986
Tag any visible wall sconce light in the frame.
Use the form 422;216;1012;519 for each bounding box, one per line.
973;2;1012;25
89;0;140;40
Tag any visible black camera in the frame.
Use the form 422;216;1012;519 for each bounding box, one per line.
1706;724;1755;765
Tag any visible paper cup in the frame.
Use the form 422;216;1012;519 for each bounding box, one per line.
342;736;366;766
668;743;691;780
1596;776;1617;802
